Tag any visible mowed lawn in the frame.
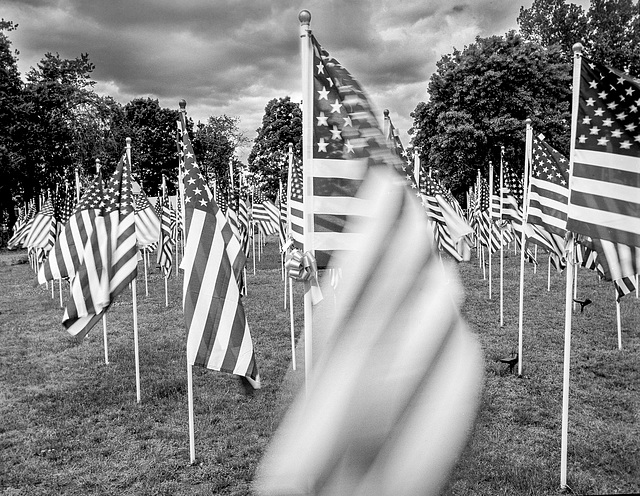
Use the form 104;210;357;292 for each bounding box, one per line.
0;239;638;495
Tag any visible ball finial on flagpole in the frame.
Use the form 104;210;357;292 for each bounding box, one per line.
179;99;187;112
299;10;311;25
383;109;389;117
126;137;132;146
573;42;583;54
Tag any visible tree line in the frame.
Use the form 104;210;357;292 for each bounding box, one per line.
2;0;638;233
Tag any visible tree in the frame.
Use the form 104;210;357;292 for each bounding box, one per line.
248;96;302;199
410;32;571;198
17;52;98;197
518;0;640;76
122;98;181;196
193;114;248;197
0;19;24;232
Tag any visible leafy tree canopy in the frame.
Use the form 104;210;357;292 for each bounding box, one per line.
410;32;571;198
248;96;302;199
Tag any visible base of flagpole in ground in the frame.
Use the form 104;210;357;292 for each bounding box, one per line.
102;314;109;365
132;279;141;403
187;362;196;464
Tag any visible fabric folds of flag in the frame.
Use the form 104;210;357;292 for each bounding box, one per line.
63;153;138;340
256;166;483;496
567;56;640;249
157;197;174;278
179;114;260;388
25;198;57;253
288;157;305;250
133;186;161;248
38;175;104;283
8;201;35;249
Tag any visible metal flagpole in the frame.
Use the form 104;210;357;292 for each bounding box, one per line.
499;146;505;327
287;143;296;370
616;288;622;350
517;119;532;376
127;138;141;403
561;42;583;491
488;161;494;299
95;158;110;365
300;9;314;390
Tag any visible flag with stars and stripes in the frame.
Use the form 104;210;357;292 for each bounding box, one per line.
8;200;36;249
133;186;161;248
527;134;570;238
304;35;372;268
178;112;260;388
288;156;304;250
157;197;174;278
567;56;640;249
63;152;138;340
25;197;57;253
38;176;104;283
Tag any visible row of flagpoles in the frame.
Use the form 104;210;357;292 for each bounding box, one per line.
6;10;638;493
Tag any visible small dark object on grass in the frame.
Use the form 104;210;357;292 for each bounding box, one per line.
238;376;255;396
573;298;592;313
496;353;518;374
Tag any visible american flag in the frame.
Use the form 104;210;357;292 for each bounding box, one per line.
63;152;138;340
157;196;174;278
501;165;523;224
7;200;36;249
527;134;569;237
306;35;372;268
178;113;259;387
567;56;640;249
38;175;103;283
25;197;57;253
474;178;501;254
238;195;251;258
133;187;160;248
252;191;278;236
288;156;304;250
421;177;464;262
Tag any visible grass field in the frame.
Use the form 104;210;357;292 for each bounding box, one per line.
0;239;638;495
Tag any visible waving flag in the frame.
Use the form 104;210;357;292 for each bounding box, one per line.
63;152;138;340
25;197;57;252
8;201;35;249
38;175;104;283
133;186;160;248
256;17;482;494
178;113;259;387
288;157;304;250
157;197;174;278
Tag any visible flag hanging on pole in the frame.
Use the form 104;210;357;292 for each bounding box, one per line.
38;175;104;283
178;111;260;387
566;56;640;249
157;197;174;278
63;152;138;340
133;186;161;248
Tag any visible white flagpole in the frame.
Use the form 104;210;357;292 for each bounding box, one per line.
517;119;532;376
144;250;149;296
533;245;537;274
499;146;505;327
548;254;552;291
300;9;314;390
95;158;110;366
616;289;622;350
58;278;63;307
127;138;141;403
414;149;420;190
561;42;583;490
187;362;196;463
286;143;297;369
488;161;493;299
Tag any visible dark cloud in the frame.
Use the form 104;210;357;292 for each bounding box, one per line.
4;0;533;159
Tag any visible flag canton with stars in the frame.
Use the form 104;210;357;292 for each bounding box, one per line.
103;154;134;216
532;136;569;187
576;56;640;156
181;133;216;215
503;166;523;203
313;43;355;159
75;174;104;211
290;159;303;202
479;178;490;211
134;192;152;212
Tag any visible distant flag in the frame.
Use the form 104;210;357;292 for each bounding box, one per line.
38;175;104;283
157;197;174;278
63;152;138;340
252;192;278;236
25;197;57;253
133;186;160;248
7;200;36;249
421;177;464;262
288;156;304;250
178;111;259;386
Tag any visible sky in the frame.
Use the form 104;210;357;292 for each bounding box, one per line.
4;0;554;163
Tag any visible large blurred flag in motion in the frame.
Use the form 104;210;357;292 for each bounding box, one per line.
256;16;482;495
178;114;260;387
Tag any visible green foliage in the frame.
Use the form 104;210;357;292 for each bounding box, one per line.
518;0;640;76
248;96;302;198
410;32;571;197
